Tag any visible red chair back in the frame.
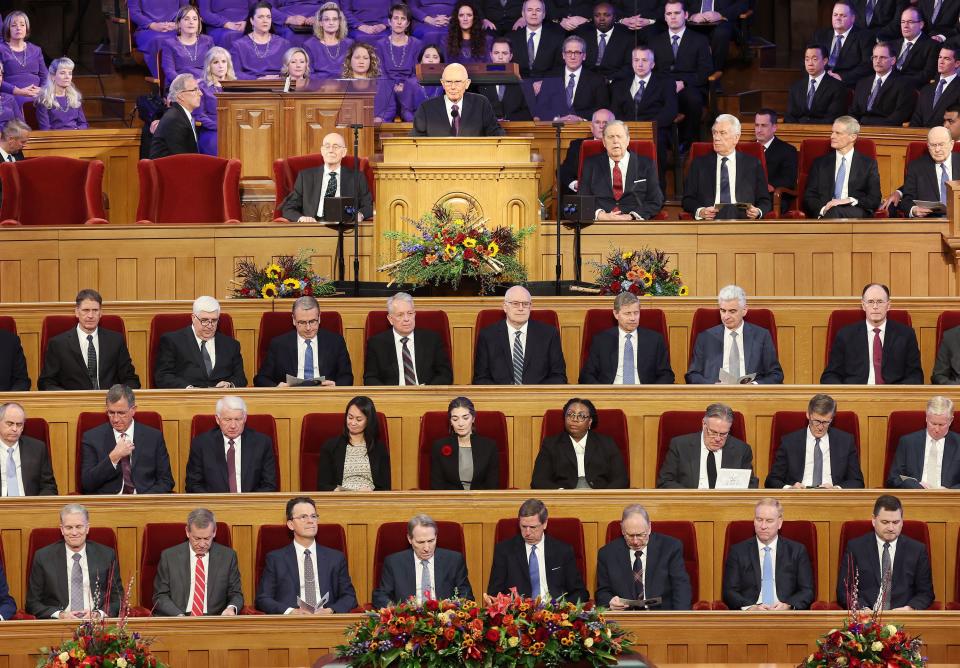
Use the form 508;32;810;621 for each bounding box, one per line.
254;523;347;593
721;520;819;601
835;519;931;605
884;410;960;482
190;413;280;487
793;138;876;215
604;520;702;605
824;309;913;366
76;410;164;492
23;417;50;448
0;316;16;335
688;142;769;182
687;307;778;364
272;154;375;220
299;411;390;490
136;155;242;223
417;410;509;489
657;410;747;474
27;527;118;587
577;139;658;182
147;313;235;388
363;310;452;363
769;410;861;465
138;522;233;608
580;308;668;368
40;315;128;371
935;311;960;352
256;310;344;369
0;157;107;226
373;521;465;589
495;517;586;582
539;408;630;472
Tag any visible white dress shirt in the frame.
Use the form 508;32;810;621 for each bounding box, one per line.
315;166;342;218
393;329;418;386
614;327;641;384
801;427;833;487
414;553;436;603
524;537;550;598
748;536;780;607
57;545;93;617
222;434;242;492
112;420;136;495
720;323;746;378
297;334;320;379
194;334;216;369
0;441;24;496
76;326;100;385
187;551;209;613
505;320;528;355
569;432;588;478
921;435;945;488
287;539;323;614
0;147;16;162
865;320;886;385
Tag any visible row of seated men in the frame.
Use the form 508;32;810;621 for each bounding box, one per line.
0;493;939;619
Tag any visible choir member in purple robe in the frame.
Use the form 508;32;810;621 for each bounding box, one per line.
398;43;444;121
35;58;88;130
304;2;354;80
198;0;251;47
341;41;396;122
161;6;215;85
443;0;490;64
281;46;312;89
378;4;422;81
272;0;324;45
0;12;46;104
0;65;23;132
128;0;189;77
343;0;390;43
229;2;291;79
194;46;237;155
411;0;455;41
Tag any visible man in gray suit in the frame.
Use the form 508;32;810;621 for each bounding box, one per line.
1;402;58;496
887;395;960;489
153;508;243;616
657;403;758;489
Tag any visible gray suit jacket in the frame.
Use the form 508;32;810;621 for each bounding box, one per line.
656;433;758;488
153;541;243;616
685;322;784;384
932;325;960;384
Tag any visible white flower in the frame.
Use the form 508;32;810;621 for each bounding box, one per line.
885;624;898;636
871;641;884;652
116;659;128;668
58;652;69;662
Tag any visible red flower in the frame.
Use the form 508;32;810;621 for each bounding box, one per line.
463;249;475;260
454;233;466;244
610;281;622;292
441;445;453;456
628;283;641;294
486;628;500;642
426;599;439;611
611;266;622;277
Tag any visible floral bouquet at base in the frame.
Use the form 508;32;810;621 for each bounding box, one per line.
231;250;336;299
589;247;687;297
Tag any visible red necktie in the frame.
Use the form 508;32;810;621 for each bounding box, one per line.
872;327;884;384
191;553;205;616
612;161;623;213
227;439;238;493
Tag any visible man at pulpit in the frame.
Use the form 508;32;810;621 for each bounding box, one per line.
411;62;505;136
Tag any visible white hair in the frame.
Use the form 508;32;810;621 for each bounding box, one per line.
215;395;247;416
927;395;954;416
193;295;221;315
717;284;747;307
167;72;196;105
713;113;741;135
386;292;414;313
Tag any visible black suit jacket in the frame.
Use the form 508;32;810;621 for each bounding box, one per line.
475;82;534;121
508;23;565;78
9;436;58;496
488;534;589;601
650;28;712;90
820;319;923;384
0;561;14;620
316;437;392;491
153;541;244;616
255;329;353;387
80;421;175;495
372;547;473;607
184;427;277;493
722;536;814;610
580;151;664;219
595;534;691;609
255;542;357;613
681;151;772;218
430;434;500;489
0;329;29;391
784;73;848;124
763;136;798;191
576;24;634;82
766;427;865;488
363;328;452;385
932;325;960;384
473;318;567;385
531;431;628;489
279;165;374;221
610;73;679;128
480;0;525;33
919;0;960;38
803;149;881;218
533;69;610;121
657;433;759;488
911;75;960;127
154;326;246;388
149;103;199;158
891;35;938;85
812;27;874;86
559;135;590;193
25;540;123;618
38;327;140;391
411;92;505;136
837;532;934;609
849;70;915;126
901;152;960;217
887;429;960;488
853;0;903;40
685;322;784;384
579;325;674;384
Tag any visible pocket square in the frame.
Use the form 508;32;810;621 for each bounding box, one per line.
634;179;646;183
550;566;561;571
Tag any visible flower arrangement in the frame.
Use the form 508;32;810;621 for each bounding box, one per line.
378;204;534;295
336;588;632;667
231;251;336;299
589;247;688;297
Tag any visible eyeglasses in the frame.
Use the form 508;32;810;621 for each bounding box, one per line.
809;418;833;428
929;141;953;149
704;427;730;440
218;416;245;424
321;143;345;150
862;299;888;307
623;531;649;540
565;412;591;421
505;300;532;308
901;19;922;24
295;319;320;327
292;513;319;521
182;87;201;94
193;315;219;326
563;50;584;55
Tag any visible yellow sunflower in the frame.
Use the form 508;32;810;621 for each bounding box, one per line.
463;238;477;248
261;283;279;298
282;278;300;290
642;275;653;287
679;285;689;295
488;241;499;257
265;263;282;280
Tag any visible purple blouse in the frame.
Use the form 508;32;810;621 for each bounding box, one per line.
193;80;221;129
271;1;324;24
304;36;354;80
0;92;23;130
342;0;392;28
160;34;215;83
0;42;46;95
443;35;492;64
410;0;456;21
229;33;291;79
342;77;396;122
128;0;188;29
35;97;87;130
376;36;423;82
399;78;442;122
197;0;250;27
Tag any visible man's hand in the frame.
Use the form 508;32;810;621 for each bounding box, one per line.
676;81;685;93
298;215;318;222
559;16;589;30
893;605;915;611
108;434;135;465
221;606;237;616
532;80;543;95
321;379;336;386
482;593;495;606
745;205;762;219
286;15;306;25
880;190;901;210
214;381;233;389
290;607;313;615
512;17;527;30
596;211;634;221
770;602;792;610
911;206;933;217
483;18;496;30
149;21;176;31
932;34;946;42
394;82;404;93
556;114;584;122
620;16;646;29
826;71;842;80
607;596;630;610
821;197;850;214
60;610;91;619
314;607;335;615
700;205;719;220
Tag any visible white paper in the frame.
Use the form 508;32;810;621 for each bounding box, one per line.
718;369;757;385
715;468;752;489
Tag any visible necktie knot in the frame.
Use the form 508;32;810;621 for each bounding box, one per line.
87;334;93;342
73;553;81;563
672;34;678;42
304;548;311;557
873;327;881;335
228;438;235;447
730;330;737;339
763;546;770;554
635;550;643;559
883;541;890;551
401;336;409;344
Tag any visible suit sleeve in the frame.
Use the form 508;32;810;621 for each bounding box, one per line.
225;339;247;388
480;437;500;489
900;328;924;384
663;539;692;610
81;433;120;494
253;339;282;387
907;543;935;609
184;440;208;493
932;334;960;384
543;327;568;383
329;335;354;386
254;435;278;492
329;551;359;613
372;442;392;491
803;160;828;217
480;96;506;136
910;94;925;127
577;339;604;384
6;336;29;391
651;333;675;384
26;555;57;618
114;339;141;389
371;556;399;608
681;160;705;215
32;440;59;495
562;547;589;602
411;103;430;137
752;158;772;217
785;543;815;610
362;338;386;385
355;170;374;220
836;546;856;608
856;157;882;213
900;162;922;216
430;340;453;385
684;332;711;384
887;83;915;126
837;436;865;488
152;552;185;616
765;440;793;488
430;438;451;490
254;552;288;614
486;544;509;595
280;172;308;221
637;161;665;221
316;439;340;491
0;563;15;620
825;84;848;121
224;548;244;612
602;437;629;488
141;433;175;494
656;441;686;488
784;84;800;123
451;554;474;600
887;438;922;488
656;81;679;130
593;549;616;607
721;547;752;609
819;330;847;384
154;335;190;388
755;330;783;384
37;339;66;391
102;550;124;617
530;437;559;488
472;331;495;384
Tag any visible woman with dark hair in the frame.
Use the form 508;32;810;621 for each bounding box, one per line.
531;398;628;489
317;396;392;491
443;0;488;64
0;11;45;102
397;42;442;121
229;2;291;79
430;396;500;490
160;5;215;84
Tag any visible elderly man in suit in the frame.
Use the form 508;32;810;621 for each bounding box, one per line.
891;7;937;86
910;46;960;127
754;108;798;212
473;285;567;384
657;403;759;489
686;285;783;385
364;292;452;386
812;2;874;87
185;395;277;493
0;402;58;496
558;108;614;195
507;0;564;79
767;394;864;489
487;498;589;601
80;385;174;495
887;396;960;489
785;44;848;124
256;497;357;614
901;126;960;219
722;498;815;610
821;283;923;384
38;289;140;391
595;504;692;610
580;291;674;384
149;72;201;158
0;119;29;163
26;504;123;619
255;296;353;387
0;326;29;391
849;42;914;127
411;63;505;136
803;116;881;218
372;514;472;607
837;495;934;610
154;295;247;389
533;36;609;122
153;508;243;616
580;120;664;221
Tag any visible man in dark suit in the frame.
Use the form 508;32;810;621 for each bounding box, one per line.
682;114;771;220
580;291;674;384
372;514;473;607
785;44;849;124
910;46;960;127
547;0;593;31
596;504;692;610
153;508;243;616
533;36;609;122
475;39;534;121
610;47;678;159
149;73;201;158
0;327;29;391
853;0;901;41
279;132;374;222
614;0;665;41
254;296;353;387
576;2;634;83
0;119;29;163
0;560;14;620
364;292;452;385
184;395;277;493
812;3;874;87
686;0;745;72
80;384;175;495
918;0;959;41
849;42;915;126
887;396;960;488
657;402;759;488
803;116;881;218
507;0;564;79
25;504;123;619
256;497;357;613
154;295;247;389
686;284;784;385
38;289;140;391
891;7;938;85
722;498;814;610
411;63;505;136
754;108;798;212
487;498;589;601
837;495;935;610
580;120;664;220
480;0;525;34
821;283;923;384
0;402;58;496
932;320;960;384
558;108;614;194
473;285;567;384
766;393;865;489
901;126;959;218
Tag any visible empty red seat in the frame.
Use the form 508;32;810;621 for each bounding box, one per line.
137;154;241;224
0;156;108;226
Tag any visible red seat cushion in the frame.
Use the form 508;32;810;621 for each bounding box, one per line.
373;521;465;589
147;313;235;388
299;412;390;490
137;155;241;224
256;311;344;369
687;307;778;364
272;154;375;220
539;408;629;473
580;308;668;368
494;517;585;582
0;316;17;334
417;411;509;489
656;410;747;475
0;156;107;226
139;522;233;609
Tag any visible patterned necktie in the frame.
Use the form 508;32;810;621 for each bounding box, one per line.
70;553;84;611
924;438;942;487
512;330;524;385
633;550;644;599
807;79;816;109
612;161;624;200
719;157;731;203
324;171;337;199
527;31;535;66
934;78;947;107
880;542;892;609
421;559;432;601
200;340;213;377
828;34;842;69
5;447;19;496
866;77;881;111
872;327;884;384
761;546;775;605
303;339;314;380
622;333;635;384
227;438;238;492
728;330;740;378
811;437;823;487
865;0;875;24
528;545;541;597
940;162;949;204
671;34;680;58
303;548;317;607
833;156;846;200
701;0;713;12
450;103;460;136
597;32;606;65
118;434;134;495
86;334;98;390
896;41;911;70
707;450;718;488
401;336;417;385
932;0;943;23
191;553;205;615
565;73;576;109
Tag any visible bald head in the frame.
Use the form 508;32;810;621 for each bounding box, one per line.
503;285;533;327
928;125;954;163
441;63;470;102
320;131;347;168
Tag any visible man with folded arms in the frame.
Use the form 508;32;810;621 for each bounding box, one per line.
887;395;960;489
579;120;663;221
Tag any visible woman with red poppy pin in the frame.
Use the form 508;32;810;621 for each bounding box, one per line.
317;396;391;491
429;396;501;490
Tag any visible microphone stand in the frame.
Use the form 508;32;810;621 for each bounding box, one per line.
553;120;564;295
348;123;363;298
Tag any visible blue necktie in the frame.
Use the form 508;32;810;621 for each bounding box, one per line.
934;78;947;107
671;34;680;58
5;447;19;496
701;0;713;11
941;163;949;204
761;546;775;605
933;0;943;23
896;41;911;70
807;79;816;109
833;156;846;200
529;545;541;597
566;73;576;109
719;156;731;203
596;32;606;65
303;338;314;380
866;77;881;111
527;32;536;66
633;79;646;104
865;0;875;25
622;333;635;384
828;34;842;69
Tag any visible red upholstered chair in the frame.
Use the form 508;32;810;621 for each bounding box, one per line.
687;307;779;364
190;414;280;487
539;408;630;473
769;410;861;466
40;315;128;371
935;311;960;352
883;410;960;484
949;533;960;610
577;139;668;220
256;311;345;369
372;521;465;593
656;410;747;475
75;411;164;493
823;309;913;366
272;154;376;220
680;142;770;219
0;157;108;226
26;527;118;599
0;539;34;619
23;417;50;449
363;310;452;365
579;308;668;368
417;410;509;489
0;316;16;334
299;411;390;490
136;155;242;224
494;517;586;583
781;138;886;218
147;312;235;388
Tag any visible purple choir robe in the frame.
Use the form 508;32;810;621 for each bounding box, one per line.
304;36;354;79
0;92;23;131
271;1;324;44
0;42;46;99
376;36;423;82
197;0;252;47
229;34;291;79
194;80;221;155
343;0;390;42
128;0;190;76
35;97;88;130
342;77;397;122
160;34;215;84
410;0;456;40
443;35;492;64
399;78;442;122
